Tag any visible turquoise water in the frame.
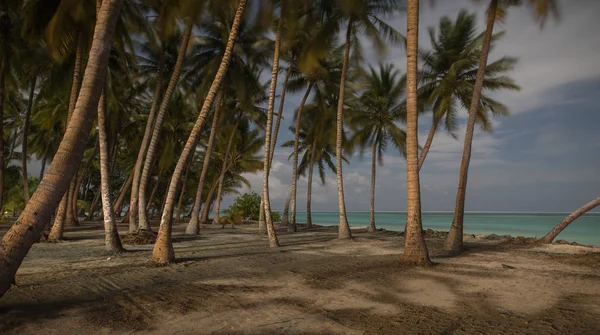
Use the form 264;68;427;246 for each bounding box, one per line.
291;211;600;246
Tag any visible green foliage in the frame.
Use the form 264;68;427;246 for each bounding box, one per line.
228;192;261;221
271;211;281;222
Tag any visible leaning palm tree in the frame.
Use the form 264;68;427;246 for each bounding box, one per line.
402;0;431;266
0;0;124;298
445;0;558;254
152;0;249;264
332;0;404;239
538;197;600;244
417;10;519;170
349;63;407;232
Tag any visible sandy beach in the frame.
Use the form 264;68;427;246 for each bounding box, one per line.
0;220;599;334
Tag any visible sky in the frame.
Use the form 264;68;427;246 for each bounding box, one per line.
226;0;600;212
22;0;600;213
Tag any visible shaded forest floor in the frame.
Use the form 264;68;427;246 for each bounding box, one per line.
1;219;600;334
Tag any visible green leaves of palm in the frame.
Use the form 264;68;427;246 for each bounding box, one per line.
419;10;519;135
349;63;407;162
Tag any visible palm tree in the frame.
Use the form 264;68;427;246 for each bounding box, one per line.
332;0;404;239
97;89;124;254
401;0;431;266
152;0;248;264
283;86;342;228
417;10;519;171
350;63;407;232
0;0;124;298
538;197;600;244
137;22;193;232
445;0;558;254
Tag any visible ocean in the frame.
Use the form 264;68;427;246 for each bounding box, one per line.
291;211;600;246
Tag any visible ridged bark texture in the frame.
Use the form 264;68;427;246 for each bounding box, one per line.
48;33;85;240
139;23;192;231
186;90;223;234
98;90;124;253
335;22;353;240
261;0;286;248
0;0;123;297
152;0;248;264
402;0;432;266
128;45;165;233
445;0;498;255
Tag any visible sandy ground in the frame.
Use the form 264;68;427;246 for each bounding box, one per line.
0;220;599;334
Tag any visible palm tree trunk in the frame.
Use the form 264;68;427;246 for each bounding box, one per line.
49;31;86;237
21;77;37;205
445;0;498;255
139;23;193;232
176;151;194;223
290;82;314;232
112;172;133;216
402;0;431;266
369;144;377;232
417;117;439;171
186;89;223;234
280;185;292;226
306;138;317;229
0;0;123;297
98;90;124;253
146;171;162;212
538;197;600;244
39;142;50;181
335;21;353;240
128;45;166;233
213;114;243;225
87;189;101;221
261;0;286;248
269;56;294;167
200;177;220;224
0;55;6;214
72;142;99;222
152;0;248;264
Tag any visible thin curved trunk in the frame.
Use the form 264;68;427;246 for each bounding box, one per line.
539;197;600;244
306;138;317;229
186;89;223;234
258;199;267;234
22;77;37;204
213;114;243;225
445;0;498;255
112;172;133;216
39;142;50;181
146;171;162;212
417;117;439;171
152;0;248;264
128;45;166;233
139;23;193;231
200;177;220;224
98;90;124;253
335;21;353;240
368;144;377;232
402;0;431;266
0;56;5;213
66;178;79;226
269;56;294;167
261;0;287;248
48;33;85;239
72;142;99;223
280;186;292;226
176;151;194;223
0;0;122;297
87;188;101;221
290;82;314;232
